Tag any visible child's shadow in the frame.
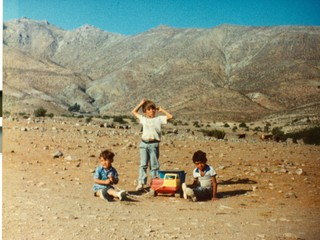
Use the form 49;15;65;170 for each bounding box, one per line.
124;189;152;202
217;177;257;199
217;189;251;199
219;177;257;185
123;195;140;202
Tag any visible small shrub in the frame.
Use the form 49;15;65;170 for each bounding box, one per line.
201;129;226;139
46;113;54;118
272;127;286;141
172;120;183;126
113;115;127;124
193;121;200;128
34;107;47;117
239;122;247;128
85;116;93;124
101;115;111;119
253;126;262;131
68;103;80;112
224;123;230;128
264;123;271;133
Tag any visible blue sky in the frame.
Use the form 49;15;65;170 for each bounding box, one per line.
3;0;320;35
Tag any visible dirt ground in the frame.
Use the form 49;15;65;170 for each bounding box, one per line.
2;117;320;240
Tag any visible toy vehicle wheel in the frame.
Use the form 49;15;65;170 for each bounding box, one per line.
174;192;181;198
149;189;157;197
177;189;184;198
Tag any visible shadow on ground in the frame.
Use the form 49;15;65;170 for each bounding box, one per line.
219;177;257;185
218;189;252;199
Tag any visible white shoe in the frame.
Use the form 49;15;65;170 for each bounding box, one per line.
118;190;126;201
187;188;197;202
136;182;144;191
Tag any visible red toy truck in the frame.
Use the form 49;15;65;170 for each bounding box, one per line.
150;170;186;197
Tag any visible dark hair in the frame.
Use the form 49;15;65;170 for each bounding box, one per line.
99;149;115;161
192;150;207;163
142;100;156;113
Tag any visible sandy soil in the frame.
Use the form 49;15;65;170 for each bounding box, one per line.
2;117;320;240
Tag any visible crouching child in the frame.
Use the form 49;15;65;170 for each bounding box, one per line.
182;150;218;201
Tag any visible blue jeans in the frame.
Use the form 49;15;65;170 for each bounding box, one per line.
139;141;160;184
193;186;213;199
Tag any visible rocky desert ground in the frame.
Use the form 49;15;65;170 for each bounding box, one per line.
2;116;320;239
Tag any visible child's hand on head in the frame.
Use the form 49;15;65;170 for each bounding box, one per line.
141;98;147;104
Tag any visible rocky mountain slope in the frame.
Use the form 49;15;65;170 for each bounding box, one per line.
3;18;320;121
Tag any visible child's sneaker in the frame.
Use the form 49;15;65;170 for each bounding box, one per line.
136;182;144;191
117;190;126;201
188;189;197;202
182;183;197;202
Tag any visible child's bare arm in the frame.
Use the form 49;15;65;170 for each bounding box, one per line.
132;98;147;118
212;176;218;201
157;106;173;121
94;178;112;185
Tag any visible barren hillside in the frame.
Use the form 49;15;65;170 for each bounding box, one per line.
3;18;320;121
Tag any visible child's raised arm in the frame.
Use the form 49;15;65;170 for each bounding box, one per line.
157;106;173;121
132;98;147;118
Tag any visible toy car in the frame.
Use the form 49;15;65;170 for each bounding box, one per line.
150;170;186;197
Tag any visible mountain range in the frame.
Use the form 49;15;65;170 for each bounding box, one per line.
3;18;320;121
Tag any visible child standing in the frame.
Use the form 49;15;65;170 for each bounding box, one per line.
182;150;218;201
132;98;173;191
93;149;126;201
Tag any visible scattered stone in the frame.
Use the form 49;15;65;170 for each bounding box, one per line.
53;151;63;158
283;232;298;238
286;192;297;198
295;168;305;175
64;155;79;161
